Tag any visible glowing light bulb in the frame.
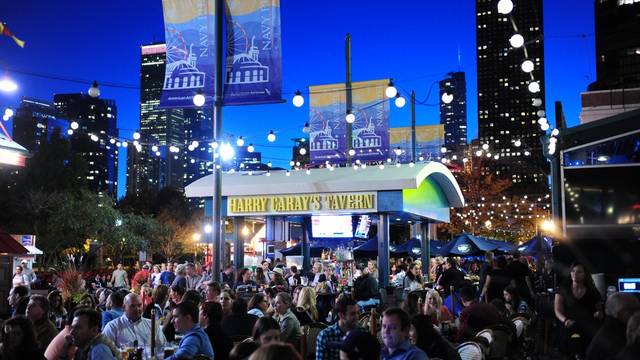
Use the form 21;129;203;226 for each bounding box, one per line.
521;60;534;73
292;90;304;107
346;112;355;123
509;34;524;48
267;130;276;142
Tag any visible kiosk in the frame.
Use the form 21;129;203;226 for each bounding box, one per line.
185;162;464;286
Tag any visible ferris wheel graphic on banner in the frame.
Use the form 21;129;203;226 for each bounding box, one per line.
310;110;339;152
163;27;206;91
226;21;269;86
352;106;383;152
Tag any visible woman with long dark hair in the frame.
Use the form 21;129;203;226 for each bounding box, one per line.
409;314;460;360
403;262;424;296
1;316;46;360
235;268;257;290
503;284;529;316
554;262;603;358
247;293;269;318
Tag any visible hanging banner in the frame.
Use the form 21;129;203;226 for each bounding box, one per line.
224;0;282;105
309;79;389;165
160;0;216;109
390;124;445;163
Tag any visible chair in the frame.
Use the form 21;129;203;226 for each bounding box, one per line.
456;341;484;360
483;324;512;359
301;322;327;360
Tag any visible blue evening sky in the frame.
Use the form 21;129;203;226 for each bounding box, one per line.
0;0;595;198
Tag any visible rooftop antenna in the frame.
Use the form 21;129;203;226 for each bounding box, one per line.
457;46;462;71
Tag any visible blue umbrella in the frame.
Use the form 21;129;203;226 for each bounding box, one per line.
517;235;553;255
438;233;500;256
279;243;330;257
353;238;378;258
485;238;517;254
392;238;445;257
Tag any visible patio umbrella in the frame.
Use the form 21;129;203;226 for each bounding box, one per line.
485;238;517;254
517;235;553;256
353;237;378;258
438;233;500;256
392;238;446;257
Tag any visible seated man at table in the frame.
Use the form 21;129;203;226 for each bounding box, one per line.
69;308;120;360
168;301;214;360
102;293;166;348
381;307;428;360
353;266;380;309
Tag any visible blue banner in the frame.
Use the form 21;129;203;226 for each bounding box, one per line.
224;0;282;105
160;0;216;109
309;80;389;165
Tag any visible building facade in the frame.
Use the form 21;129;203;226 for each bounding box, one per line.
12;97;65;152
53;93;118;196
439;72;467;155
475;0;547;196
589;0;640;91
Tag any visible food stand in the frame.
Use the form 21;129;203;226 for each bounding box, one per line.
185;162;465;287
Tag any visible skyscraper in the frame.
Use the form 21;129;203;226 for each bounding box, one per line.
589;0;640;91
53;93;119;196
476;0;547;196
439;72;467;155
12;97;65;152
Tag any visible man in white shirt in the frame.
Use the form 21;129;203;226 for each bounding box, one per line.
102;293;166;348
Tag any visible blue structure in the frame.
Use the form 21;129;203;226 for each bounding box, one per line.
437;233;500;256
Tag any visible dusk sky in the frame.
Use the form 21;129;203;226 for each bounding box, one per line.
0;0;595;198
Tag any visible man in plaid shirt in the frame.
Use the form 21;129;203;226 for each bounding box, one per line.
315;297;360;360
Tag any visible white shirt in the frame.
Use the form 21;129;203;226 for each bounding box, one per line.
102;314;166;348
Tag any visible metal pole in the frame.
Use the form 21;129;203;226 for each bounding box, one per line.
345;33;353;166
411;90;416;162
377;214;390;288
212;0;224;281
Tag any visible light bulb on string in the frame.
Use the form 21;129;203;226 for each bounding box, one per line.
348;149;356;156
538;117;548;126
299;147;307;155
394;94;406;108
541;123;550;131
90;134;99;142
302;122;311;134
70;121;79;130
521;60;534;73
441;92;454;104
236;136;244;147
551;128;560;136
514;140;522;147
482;143;489;150
346;111;355;124
191;140;199;148
497;0;514;14
475;150;483;157
133;140;139;147
67;129;74;135
152;145;159;152
122;141;128;148
88;80;100;98
509;34;525;48
247;144;255;153
394;147;402;156
379;164;385;170
109;138;116;144
440;146;447;153
267;130;276;142
133;131;141;140
385;80;397;98
292;90;304;107
193;90;205;107
532;98;543;107
537;110;546;117
528;81;541;93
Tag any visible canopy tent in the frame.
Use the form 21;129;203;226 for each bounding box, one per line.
0;230;28;255
486;238;517;254
390;238;445;257
517;235;553;255
353;237;378;258
438;233;500;256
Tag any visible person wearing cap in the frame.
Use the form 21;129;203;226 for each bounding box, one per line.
315;297;360;360
381;307;428;360
132;263;151;291
20;260;37;286
269;267;289;291
329;330;381;360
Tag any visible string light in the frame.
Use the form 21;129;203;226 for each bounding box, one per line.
346;111;356;124
385;80;397;98
394;94;406;108
236;136;244;147
509;34;524;48
267;130;276;142
292;90;304;107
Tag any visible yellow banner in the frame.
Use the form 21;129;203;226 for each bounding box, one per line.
227;192;377;216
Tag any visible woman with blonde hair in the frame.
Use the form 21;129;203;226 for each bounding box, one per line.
423;289;453;325
294;286;319;325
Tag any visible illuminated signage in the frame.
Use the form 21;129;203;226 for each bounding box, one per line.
227;192;377;216
457;244;471;253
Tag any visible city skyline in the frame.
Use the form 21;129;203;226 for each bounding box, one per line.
1;0;595;198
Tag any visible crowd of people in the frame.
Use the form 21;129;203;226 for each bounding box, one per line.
2;252;640;360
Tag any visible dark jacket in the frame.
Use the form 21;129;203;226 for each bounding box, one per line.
456;302;504;343
585;316;627;360
221;313;259;337
34;318;59;352
205;324;233;360
353;273;378;301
